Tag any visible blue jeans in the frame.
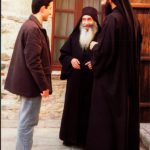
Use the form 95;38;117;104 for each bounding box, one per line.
16;96;41;150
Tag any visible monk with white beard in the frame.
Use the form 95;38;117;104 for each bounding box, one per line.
59;7;101;148
79;19;98;50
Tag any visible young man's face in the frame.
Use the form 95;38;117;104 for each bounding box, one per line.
81;15;95;30
42;1;53;21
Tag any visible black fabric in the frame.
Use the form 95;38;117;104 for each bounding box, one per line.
59;31;99;146
111;1;142;149
59;10;101;146
85;5;142;150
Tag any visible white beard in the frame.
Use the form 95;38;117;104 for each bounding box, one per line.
79;22;98;50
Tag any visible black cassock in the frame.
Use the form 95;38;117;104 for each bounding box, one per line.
59;31;99;146
86;8;141;150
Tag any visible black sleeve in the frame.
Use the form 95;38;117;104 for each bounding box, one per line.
59;36;73;80
92;16;117;78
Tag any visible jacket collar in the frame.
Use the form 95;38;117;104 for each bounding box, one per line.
29;15;43;29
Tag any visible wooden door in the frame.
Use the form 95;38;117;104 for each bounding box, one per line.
130;1;150;122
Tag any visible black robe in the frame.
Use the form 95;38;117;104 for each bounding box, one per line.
86;8;141;150
59;30;100;146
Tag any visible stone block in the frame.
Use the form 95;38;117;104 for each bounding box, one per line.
140;123;150;150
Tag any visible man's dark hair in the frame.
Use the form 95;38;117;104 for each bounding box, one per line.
32;0;53;14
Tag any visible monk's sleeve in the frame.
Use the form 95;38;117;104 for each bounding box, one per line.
92;16;117;78
59;36;73;80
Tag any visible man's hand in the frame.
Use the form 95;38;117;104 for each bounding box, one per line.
71;58;81;69
90;41;98;50
85;61;92;70
41;89;49;97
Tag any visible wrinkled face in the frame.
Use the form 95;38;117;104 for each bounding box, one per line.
42;1;53;21
81;15;95;30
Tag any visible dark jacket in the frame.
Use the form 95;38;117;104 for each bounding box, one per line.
5;15;52;97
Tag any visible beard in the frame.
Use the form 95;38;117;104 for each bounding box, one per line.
79;22;98;50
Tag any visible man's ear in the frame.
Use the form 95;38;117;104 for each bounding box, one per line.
39;6;45;13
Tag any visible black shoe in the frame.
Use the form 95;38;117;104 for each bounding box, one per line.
63;141;85;148
63;141;73;146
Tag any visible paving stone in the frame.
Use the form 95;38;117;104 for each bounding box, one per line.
140;123;150;150
1;127;82;150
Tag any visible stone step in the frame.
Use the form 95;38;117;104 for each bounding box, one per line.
140;123;150;150
1;127;148;150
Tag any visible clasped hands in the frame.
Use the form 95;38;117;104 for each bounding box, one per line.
71;58;92;70
71;41;98;70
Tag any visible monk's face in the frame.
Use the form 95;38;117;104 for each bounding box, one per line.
81;15;95;30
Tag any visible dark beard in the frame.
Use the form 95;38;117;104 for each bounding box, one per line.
105;1;112;16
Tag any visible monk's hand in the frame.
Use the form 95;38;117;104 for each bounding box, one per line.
85;61;92;70
90;41;98;50
41;89;49;98
71;58;81;69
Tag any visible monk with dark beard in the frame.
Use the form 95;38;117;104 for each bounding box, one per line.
86;0;142;149
59;7;101;148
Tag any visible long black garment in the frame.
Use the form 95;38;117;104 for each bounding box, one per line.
59;31;99;146
86;8;141;150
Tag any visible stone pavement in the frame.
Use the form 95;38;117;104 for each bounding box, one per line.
1;74;82;150
1;124;148;150
1;124;82;150
140;123;150;150
1;74;149;150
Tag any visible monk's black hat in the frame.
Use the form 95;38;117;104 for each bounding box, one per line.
70;6;101;35
81;6;98;22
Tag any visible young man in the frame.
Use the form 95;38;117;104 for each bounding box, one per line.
59;7;101;148
86;0;142;150
4;0;53;149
